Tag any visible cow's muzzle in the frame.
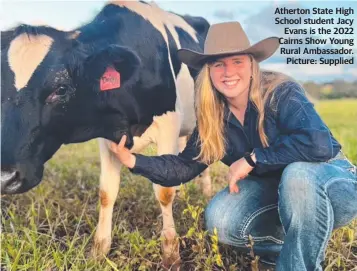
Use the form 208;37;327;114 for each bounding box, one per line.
1;167;21;194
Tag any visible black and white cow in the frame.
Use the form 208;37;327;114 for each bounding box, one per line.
1;1;211;267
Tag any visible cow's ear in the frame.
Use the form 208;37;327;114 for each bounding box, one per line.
82;45;141;92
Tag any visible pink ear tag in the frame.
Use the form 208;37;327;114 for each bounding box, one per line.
100;66;121;91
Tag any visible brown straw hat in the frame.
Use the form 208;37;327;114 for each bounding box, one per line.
178;22;280;70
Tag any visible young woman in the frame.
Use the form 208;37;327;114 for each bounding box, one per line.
110;22;357;270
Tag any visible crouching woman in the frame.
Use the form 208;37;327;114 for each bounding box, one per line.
111;22;357;270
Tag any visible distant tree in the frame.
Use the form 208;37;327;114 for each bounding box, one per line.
303;80;357;100
303;81;321;99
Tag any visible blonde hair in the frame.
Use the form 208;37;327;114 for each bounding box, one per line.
194;55;292;164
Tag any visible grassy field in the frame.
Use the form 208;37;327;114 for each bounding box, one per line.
1;99;357;271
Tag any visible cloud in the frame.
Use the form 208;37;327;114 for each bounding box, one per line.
346;68;357;77
213;10;235;20
243;1;310;42
243;2;355;82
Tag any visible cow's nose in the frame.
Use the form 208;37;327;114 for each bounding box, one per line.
1;167;21;194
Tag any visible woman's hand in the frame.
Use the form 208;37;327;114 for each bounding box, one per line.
227;155;255;193
110;135;136;169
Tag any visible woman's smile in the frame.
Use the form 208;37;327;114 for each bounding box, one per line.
222;79;240;88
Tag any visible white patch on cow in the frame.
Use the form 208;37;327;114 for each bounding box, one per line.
175;63;196;136
129;111;182;154
152;111;182;154
8;33;53;91
178;136;188;153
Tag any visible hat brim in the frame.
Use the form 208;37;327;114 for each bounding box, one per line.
178;37;280;70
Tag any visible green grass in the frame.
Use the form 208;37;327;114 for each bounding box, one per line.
1;99;357;270
315;99;357;165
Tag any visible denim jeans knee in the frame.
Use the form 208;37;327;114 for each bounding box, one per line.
276;156;357;270
205;177;283;256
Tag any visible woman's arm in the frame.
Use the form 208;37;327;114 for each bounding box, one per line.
111;127;208;187
253;81;340;174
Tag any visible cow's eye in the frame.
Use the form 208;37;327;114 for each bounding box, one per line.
45;85;71;104
56;85;68;96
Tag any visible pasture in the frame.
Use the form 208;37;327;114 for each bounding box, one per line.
1;99;357;270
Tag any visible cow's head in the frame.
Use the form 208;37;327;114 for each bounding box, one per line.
1;25;141;194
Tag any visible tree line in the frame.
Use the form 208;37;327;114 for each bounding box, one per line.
303;80;357;100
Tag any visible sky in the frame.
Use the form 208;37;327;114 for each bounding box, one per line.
1;0;356;82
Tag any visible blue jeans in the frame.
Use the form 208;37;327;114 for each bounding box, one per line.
205;152;357;270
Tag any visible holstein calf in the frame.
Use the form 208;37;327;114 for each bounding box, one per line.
1;1;211;268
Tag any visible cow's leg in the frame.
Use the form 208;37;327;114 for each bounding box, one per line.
178;136;212;198
92;138;122;257
154;185;180;269
92;125;156;258
152;112;181;269
129;117;181;268
177;135;188;152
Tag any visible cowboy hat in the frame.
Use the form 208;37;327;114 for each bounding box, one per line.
178;22;280;70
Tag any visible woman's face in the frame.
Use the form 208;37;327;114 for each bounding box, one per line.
209;54;252;100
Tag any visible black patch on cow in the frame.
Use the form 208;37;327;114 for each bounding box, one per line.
175;15;210;79
2;29;16;50
174;26;201;79
180;15;210;40
80;3;179;125
1;46;16;102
